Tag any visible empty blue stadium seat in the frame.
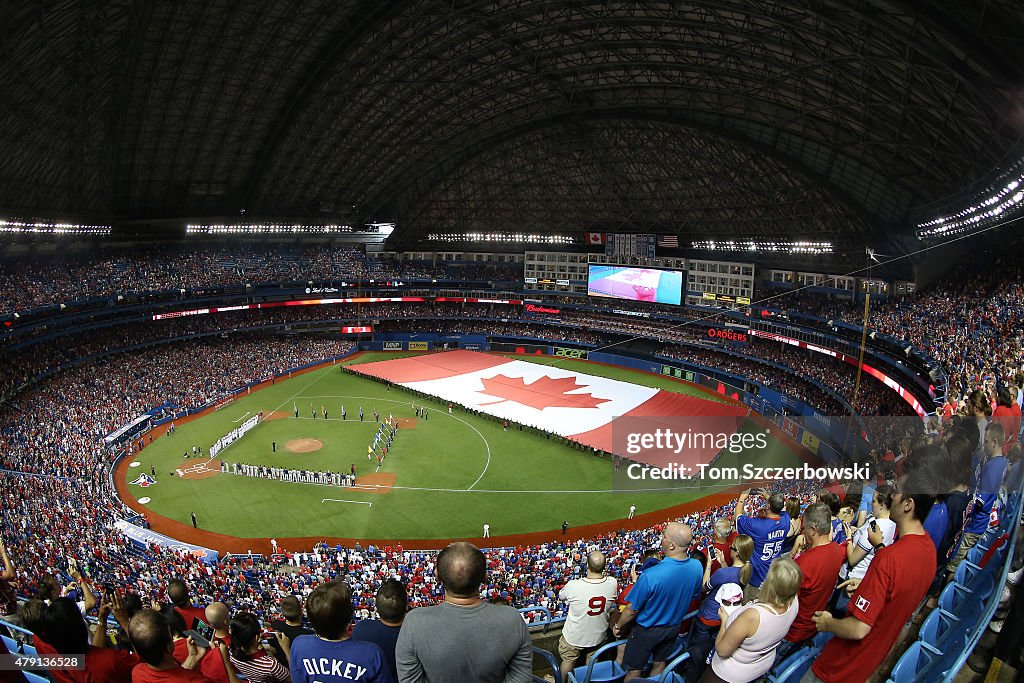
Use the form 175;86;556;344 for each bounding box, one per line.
533;646;563;683
917;608;964;653
20;642;37;658
937;581;973;613
567;638;628;683
628;650;691;683
23;672;49;683
767;647;817;683
654;650;691;683
954;556;1001;602
811;631;833;648
887;641;941;683
966;540;988;564
0;634;19;654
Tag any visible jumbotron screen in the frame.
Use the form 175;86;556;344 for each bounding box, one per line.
587;264;683;305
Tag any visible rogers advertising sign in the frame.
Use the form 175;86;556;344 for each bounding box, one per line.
524;303;561;315
706;327;748;343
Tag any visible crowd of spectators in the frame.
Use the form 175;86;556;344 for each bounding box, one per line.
0;337;357;480
0;253;1022;681
2;296;912;422
775;262;1024;407
0;244;522;317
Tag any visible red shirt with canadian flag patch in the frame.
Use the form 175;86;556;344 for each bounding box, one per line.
812;533;936;683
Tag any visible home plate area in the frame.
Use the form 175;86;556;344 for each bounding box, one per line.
349;350;748;469
177;458;222;480
351;472;396;494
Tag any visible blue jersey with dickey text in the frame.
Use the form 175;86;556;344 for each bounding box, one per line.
290;634;393;683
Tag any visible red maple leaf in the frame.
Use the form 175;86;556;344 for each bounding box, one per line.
477;374;610;410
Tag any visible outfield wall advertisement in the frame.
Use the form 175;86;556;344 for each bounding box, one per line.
553;346;588;359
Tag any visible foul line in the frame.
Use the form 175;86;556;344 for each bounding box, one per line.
321;498;373;507
346;482;724;494
232;412;251;423
271;367;336;414
288;417;376;423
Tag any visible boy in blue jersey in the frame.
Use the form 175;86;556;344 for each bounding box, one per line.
948;422;1008;577
290;580;392;683
733;488;792;592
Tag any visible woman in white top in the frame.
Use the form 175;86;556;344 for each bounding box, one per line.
700;557;801;683
843;484;897;581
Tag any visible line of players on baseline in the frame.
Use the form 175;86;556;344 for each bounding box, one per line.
369;416;400;466
220;460;357;487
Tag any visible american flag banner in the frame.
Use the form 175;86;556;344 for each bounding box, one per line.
657;234;680;249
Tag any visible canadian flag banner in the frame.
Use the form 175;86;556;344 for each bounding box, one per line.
350;351;747;466
585;231;606;245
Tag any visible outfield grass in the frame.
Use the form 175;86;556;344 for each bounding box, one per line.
129;352;801;540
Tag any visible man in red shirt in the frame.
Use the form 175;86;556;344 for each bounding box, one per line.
992;386;1020;454
941;397;957;422
38;597;138;683
129;609;235;682
707;518;738;575
199;603;231;682
167;579;206;631
806;466;940;683
159;605;192;664
776;503;847;662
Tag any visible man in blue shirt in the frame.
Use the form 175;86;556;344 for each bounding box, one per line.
352;579;406;682
733;488;792;592
290;580;392;683
949;422;1008;576
611;522;702;681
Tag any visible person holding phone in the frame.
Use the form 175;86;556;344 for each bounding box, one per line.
129;608;241;682
41;597;138;682
733;489;793;599
199;602;233;682
228;612;291;682
833;485;896;615
685;535;753;682
777;503;847;662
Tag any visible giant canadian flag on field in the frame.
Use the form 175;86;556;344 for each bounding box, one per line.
351;351;749;467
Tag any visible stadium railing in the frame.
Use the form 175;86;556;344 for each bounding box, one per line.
0;618;32;652
518;606;562;633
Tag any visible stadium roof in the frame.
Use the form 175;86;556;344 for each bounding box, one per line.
1;1;1023;244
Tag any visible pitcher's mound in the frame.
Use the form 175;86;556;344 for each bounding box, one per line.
351;472;396;494
287;438;323;453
